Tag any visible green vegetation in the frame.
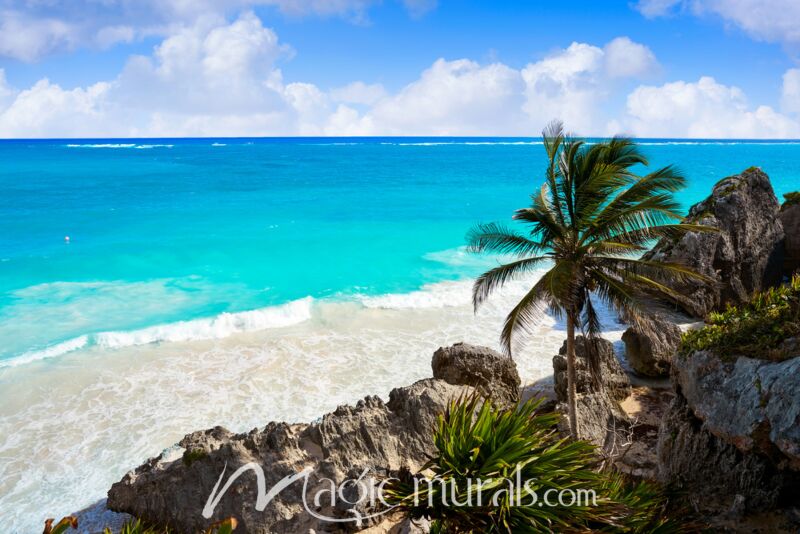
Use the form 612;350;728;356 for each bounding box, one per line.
468;121;713;436
43;516;237;534
783;191;800;209
680;274;800;361
183;448;208;466
385;396;683;533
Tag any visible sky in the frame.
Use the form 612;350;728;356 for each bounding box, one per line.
0;0;799;138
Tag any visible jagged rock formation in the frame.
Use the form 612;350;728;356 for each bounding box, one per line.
107;344;522;533
657;350;800;518
671;350;800;469
431;342;520;409
622;315;682;377
780;201;800;275
657;394;794;514
108;380;465;533
552;336;631;450
644;167;785;317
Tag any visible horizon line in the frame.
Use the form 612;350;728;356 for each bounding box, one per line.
2;136;800;142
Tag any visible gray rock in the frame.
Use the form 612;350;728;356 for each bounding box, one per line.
672;351;800;469
656;393;797;515
553;336;631;402
556;392;630;452
780;202;800;275
396;517;431;533
622;315;682;377
644;167;785;317
432;342;520;409
107;379;473;533
553;336;632;449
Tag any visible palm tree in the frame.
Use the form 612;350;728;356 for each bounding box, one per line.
468;121;711;437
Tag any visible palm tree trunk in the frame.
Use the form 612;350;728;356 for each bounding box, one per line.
566;314;578;438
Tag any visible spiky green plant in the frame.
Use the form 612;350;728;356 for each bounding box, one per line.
385;396;682;533
468;121;713;436
680;274;800;360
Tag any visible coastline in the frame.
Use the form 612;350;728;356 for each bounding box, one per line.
0;271;628;532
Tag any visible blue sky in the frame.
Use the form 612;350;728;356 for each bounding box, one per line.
0;0;799;138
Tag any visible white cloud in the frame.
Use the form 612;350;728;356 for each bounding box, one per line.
618;76;800;138
635;0;800;48
603;37;660;79
330;81;387;106
781;68;800;114
0;22;790;139
0;0;433;61
519;39;658;133
363;58;526;135
0;10;76;62
0;79;112;138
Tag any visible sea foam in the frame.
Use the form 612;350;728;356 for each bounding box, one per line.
0;297;313;368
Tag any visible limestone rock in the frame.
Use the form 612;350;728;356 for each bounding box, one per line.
671;351;800;469
431;342;520;409
553;336;632;449
657;393;799;515
780;201;800;275
622;315;682;377
107;379;473;533
644;167;785;317
553;336;631;402
107;347;525;533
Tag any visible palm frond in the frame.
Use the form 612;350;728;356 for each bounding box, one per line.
472;256;548;311
466;222;544;256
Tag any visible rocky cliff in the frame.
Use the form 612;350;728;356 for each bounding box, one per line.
644;167;785;317
106;344;520;533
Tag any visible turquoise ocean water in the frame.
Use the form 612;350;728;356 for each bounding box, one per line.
1;137;799;367
1;137;800;532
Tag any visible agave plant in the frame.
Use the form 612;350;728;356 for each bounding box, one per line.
385;395;683;533
468;121;713;436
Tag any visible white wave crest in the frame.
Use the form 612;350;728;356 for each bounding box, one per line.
0;298;313;368
360;280;473;310
0;336;90;368
382;141;542;147
95;297;313;348
65;143;174;149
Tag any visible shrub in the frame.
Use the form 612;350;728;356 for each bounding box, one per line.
384;395;682;533
680;275;800;360
783;191;800;209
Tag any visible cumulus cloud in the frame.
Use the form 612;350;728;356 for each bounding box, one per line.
781;68;800;114
0;19;789;139
0;79;112;138
635;0;800;48
0;0;434;62
603;37;660;78
364;59;526;135
617;76;800;138
0;10;77;62
520;39;658;133
330;82;387;106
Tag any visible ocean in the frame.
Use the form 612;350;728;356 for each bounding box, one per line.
1;137;799;531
